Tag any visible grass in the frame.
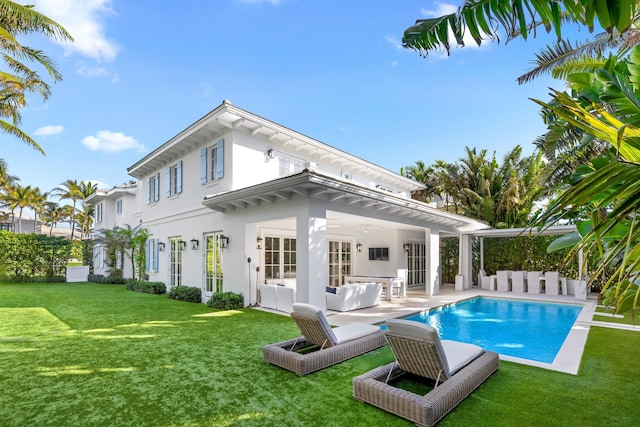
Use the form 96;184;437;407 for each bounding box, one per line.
594;305;639;325
1;282;639;426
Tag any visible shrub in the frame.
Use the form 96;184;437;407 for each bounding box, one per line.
126;281;166;295
88;274;125;284
207;291;244;310
168;286;202;303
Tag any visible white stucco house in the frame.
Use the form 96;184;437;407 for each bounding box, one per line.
87;100;490;311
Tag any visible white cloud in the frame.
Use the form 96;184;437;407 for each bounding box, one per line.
31;0;119;62
34;125;64;136
385;35;403;51
87;179;110;190
81;130;145;154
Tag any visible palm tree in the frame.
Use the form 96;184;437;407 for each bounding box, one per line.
402;1;638;58
94;226;126;278
41;202;64;236
28;186;46;233
120;224;150;281
10;183;39;233
0;0;73;153
400;160;437;202
51;179;82;239
78;181;97;239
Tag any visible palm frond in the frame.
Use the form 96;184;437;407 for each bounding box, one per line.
403;0;639;57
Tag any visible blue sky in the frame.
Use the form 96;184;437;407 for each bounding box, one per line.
5;0;582;195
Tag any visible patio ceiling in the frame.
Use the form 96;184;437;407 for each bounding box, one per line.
202;169;490;233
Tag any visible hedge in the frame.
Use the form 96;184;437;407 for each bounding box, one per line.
167;286;202;303
126;280;166;295
0;231;72;281
207;291;244;310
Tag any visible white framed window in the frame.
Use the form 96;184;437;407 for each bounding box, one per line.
146;173;160;204
204;233;224;294
115;199;122;215
407;243;426;286
169;236;183;288
200;139;224;184
96;202;103;223
277;152;305;177
145;239;159;273
375;184;394;193
166;161;183;197
341;171;353;180
264;236;296;280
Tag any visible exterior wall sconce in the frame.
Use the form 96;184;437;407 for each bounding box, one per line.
158;242;165;251
266;148;275;159
256;237;263;250
179;240;186;251
356;243;363;252
220;235;229;249
190;238;199;250
403;243;411;253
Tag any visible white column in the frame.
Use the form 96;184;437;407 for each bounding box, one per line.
296;199;327;310
425;228;440;296
459;234;473;289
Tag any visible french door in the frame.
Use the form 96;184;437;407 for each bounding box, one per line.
203;233;224;299
328;241;351;286
407;243;426;287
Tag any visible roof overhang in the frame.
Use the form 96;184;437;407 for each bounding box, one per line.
202;169;489;233
463;224;577;237
85;185;136;205
127;100;424;193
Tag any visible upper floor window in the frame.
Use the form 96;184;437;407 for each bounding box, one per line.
166;161;183;197
146;172;160;204
201;139;224;184
375;184;394;194
115;199;122;215
96;202;103;223
277;152;305;177
341;171;353;180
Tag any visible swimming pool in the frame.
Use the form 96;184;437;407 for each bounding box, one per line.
397;297;584;363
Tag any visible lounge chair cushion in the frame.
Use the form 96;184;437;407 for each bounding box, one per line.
292;303;338;345
441;340;484;375
386;319;482;376
333;323;381;344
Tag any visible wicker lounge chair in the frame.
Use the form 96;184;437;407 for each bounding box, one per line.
353;319;499;426
263;303;386;375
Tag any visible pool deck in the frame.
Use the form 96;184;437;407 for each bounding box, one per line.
257;285;638;375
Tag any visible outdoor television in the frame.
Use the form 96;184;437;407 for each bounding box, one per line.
368;247;389;261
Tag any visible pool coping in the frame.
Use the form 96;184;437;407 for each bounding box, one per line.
390;295;597;375
323;288;599;375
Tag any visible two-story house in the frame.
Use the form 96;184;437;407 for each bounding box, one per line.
88;100;489;311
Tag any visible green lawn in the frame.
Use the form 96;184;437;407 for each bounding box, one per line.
1;283;638;426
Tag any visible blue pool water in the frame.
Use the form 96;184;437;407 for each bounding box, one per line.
397;297;583;363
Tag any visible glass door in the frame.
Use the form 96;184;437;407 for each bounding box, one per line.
328;241;351;287
203;233;223;299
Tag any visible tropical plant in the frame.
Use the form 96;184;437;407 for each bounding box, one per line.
534;46;640;314
402;1;638;57
77;181;97;238
120;224;149;281
40;202;65;236
404;146;544;227
94;226;126;278
51;179;82;239
0;0;73;153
